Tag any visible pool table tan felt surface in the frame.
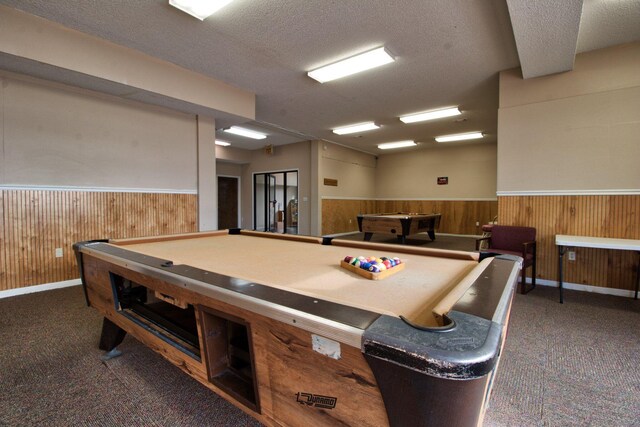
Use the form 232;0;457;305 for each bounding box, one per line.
116;231;481;327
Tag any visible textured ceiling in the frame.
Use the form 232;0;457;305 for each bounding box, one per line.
0;0;638;152
507;0;583;79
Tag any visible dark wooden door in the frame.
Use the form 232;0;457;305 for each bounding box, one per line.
218;176;238;229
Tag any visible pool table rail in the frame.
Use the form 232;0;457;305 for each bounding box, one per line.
75;241;376;348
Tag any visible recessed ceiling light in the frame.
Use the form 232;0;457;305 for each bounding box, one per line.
400;107;461;124
435;132;484;143
224;126;267;140
308;47;395;83
215;140;231;146
169;0;233;20
378;140;417;150
332;122;380;135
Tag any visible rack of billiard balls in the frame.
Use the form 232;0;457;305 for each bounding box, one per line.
340;255;405;280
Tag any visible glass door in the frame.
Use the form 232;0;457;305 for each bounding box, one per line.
253;170;298;234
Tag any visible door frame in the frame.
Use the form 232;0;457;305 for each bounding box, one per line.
252;168;299;233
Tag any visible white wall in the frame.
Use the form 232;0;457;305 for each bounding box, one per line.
375;143;497;199
0;73;197;191
216;145;252;164
198;116;216;230
497;43;640;194
0;6;255;119
217;162;243;177
318;142;378;199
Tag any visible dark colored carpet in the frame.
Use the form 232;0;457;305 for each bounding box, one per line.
1;284;639;425
0;288;261;427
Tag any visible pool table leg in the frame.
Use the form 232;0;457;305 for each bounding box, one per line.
396;235;406;244
363;232;373;241
98;317;126;358
364;350;489;427
427;230;436;241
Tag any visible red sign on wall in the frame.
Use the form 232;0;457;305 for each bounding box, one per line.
437;177;448;185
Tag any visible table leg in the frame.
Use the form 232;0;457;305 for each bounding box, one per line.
427;230;436;241
634;251;640;299
397;235;406;244
558;246;565;304
99;317;126;352
363;232;373;241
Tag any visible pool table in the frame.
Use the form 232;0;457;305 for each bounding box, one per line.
74;229;519;427
357;212;442;243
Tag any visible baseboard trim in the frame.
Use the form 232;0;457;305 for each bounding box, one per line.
0;279;82;299
526;277;636;299
322;231;361;238
439;232;483;238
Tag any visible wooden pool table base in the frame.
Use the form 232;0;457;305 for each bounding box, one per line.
74;229;519;427
363;230;437;244
358;213;441;244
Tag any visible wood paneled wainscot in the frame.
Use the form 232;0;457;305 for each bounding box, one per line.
498;195;640;293
322;199;497;236
0;189;197;292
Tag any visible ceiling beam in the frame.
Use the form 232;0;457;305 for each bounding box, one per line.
507;0;584;79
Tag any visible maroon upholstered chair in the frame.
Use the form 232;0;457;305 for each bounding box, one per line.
476;225;537;294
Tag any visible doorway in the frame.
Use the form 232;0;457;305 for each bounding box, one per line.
253;170;298;234
218;176;240;229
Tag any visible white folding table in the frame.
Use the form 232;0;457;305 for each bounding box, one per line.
556;235;640;303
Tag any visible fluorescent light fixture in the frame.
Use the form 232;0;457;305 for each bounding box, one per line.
308;47;394;83
378;140;416;150
215;140;231;146
224;126;267;140
332;122;380;135
435;132;484;143
169;0;233;20
400;107;461;124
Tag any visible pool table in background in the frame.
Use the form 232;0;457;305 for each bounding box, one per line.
74;229;520;427
357;212;442;244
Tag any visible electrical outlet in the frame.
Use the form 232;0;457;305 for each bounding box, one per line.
55;248;63;258
475;221;480;226
568;251;576;261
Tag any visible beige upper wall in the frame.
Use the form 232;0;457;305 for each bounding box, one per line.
319;142;377;199
215;145;252;164
500;43;640;108
498;43;640;193
216;162;243;177
375;143;498;199
0;73;198;191
197;116;217;230
0;6;255;119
